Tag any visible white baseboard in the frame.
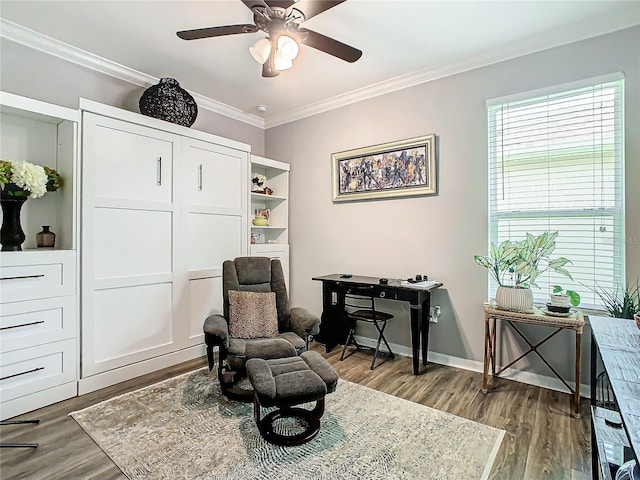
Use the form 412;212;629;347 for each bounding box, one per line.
1;382;78;420
353;335;590;398
78;345;206;395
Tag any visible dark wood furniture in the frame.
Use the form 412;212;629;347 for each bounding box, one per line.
590;315;640;479
482;306;584;418
312;274;442;375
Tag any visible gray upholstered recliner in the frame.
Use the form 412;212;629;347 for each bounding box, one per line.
203;256;321;401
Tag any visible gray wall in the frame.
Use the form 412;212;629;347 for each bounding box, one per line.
265;26;640;384
0;40;266;154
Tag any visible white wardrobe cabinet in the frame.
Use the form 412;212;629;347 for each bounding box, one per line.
79;100;249;393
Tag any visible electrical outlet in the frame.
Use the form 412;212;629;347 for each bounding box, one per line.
429;305;442;323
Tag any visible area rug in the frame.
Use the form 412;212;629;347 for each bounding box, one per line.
70;369;504;480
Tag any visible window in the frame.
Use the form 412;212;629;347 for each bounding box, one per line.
487;73;625;308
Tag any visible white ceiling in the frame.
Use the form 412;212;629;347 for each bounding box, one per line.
1;0;639;127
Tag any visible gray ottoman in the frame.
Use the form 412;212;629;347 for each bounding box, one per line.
246;351;339;446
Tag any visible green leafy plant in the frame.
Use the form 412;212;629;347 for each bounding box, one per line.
552;285;581;306
591;282;640;319
474;231;573;288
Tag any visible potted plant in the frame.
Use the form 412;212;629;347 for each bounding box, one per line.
590;282;640;319
0;160;63;251
550;285;581;308
474;231;574;312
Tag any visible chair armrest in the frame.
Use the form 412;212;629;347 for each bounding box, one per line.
203;314;229;349
290;307;321;338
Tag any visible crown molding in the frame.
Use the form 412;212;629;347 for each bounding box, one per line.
0;18;265;128
4;17;638;131
265;23;640;128
265;68;455;128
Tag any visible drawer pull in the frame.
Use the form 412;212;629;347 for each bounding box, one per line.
157;157;162;186
198;164;203;191
0;320;45;331
0;367;44;382
0;274;45;281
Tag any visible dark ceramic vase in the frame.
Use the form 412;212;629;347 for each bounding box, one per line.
1;191;28;251
139;78;198;127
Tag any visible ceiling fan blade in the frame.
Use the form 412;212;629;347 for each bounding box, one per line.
177;24;257;41
291;0;346;20
298;28;362;63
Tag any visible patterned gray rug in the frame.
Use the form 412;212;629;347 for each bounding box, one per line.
70;369;504;480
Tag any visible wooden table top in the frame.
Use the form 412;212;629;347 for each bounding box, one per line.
484;305;585;331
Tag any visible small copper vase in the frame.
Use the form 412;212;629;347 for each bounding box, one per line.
36;226;56;248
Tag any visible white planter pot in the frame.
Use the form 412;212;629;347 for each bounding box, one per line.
549;294;571;308
496;286;533;312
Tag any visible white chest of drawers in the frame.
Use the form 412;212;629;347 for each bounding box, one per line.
0;250;78;420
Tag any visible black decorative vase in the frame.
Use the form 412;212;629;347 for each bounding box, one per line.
1;193;28;252
139;78;198;127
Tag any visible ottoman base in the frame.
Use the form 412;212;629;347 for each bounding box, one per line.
254;398;325;446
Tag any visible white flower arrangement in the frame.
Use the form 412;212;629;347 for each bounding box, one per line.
0;160;63;199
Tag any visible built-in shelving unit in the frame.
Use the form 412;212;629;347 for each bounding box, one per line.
0;91;79;420
250;155;290;287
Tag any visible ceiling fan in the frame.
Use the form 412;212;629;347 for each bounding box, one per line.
177;0;362;77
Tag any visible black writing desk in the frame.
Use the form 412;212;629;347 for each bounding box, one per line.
312;274;443;375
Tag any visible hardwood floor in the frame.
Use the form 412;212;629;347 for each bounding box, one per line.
0;344;591;480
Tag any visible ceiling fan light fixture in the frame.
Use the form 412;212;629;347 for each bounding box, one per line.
274;50;293;71
249;37;271;65
277;35;299;61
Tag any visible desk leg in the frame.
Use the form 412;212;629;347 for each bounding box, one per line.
482;314;490;394
410;305;420;375
573;330;582;419
421;296;431;367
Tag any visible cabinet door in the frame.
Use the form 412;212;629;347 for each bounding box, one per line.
84;112;174;204
181;138;248;347
182;138;247;210
81;112;179;377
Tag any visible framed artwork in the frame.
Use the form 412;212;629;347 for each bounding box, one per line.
331;134;437;202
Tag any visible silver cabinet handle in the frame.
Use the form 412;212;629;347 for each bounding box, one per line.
157;157;162;186
0;320;45;331
1;367;44;382
198;164;203;191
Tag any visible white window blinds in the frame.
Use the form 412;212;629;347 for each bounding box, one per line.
487;74;625;308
